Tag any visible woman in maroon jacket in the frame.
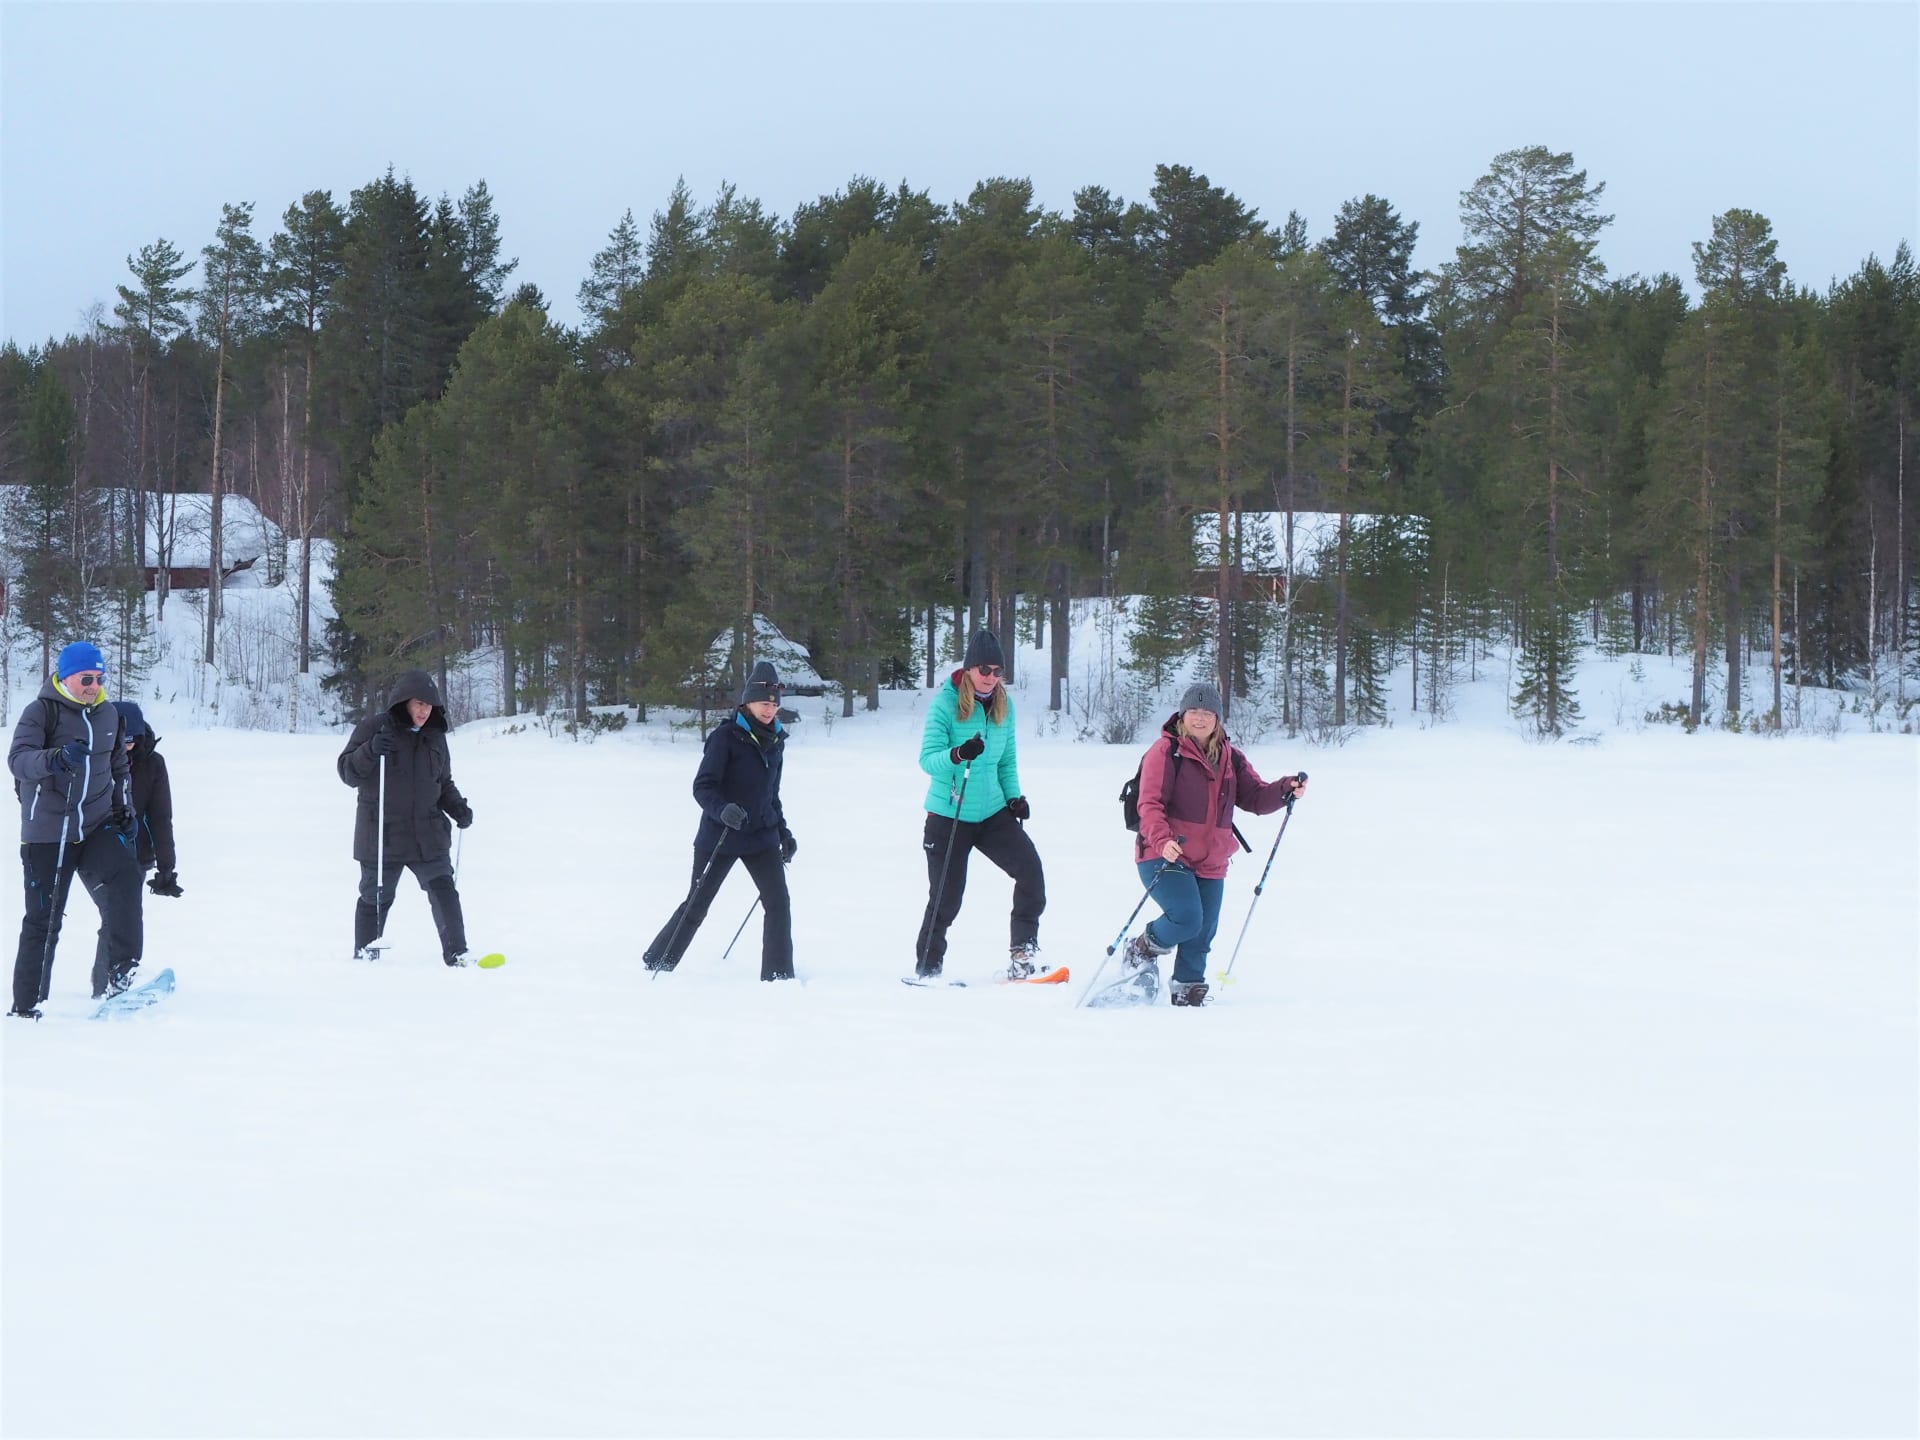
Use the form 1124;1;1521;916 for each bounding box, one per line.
1123;682;1305;1006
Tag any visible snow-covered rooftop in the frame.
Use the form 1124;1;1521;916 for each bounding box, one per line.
142;492;282;570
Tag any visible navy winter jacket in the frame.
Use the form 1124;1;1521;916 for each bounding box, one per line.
691;708;791;859
127;729;176;872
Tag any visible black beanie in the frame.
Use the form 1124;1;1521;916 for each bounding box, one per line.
963;629;1005;670
740;660;782;705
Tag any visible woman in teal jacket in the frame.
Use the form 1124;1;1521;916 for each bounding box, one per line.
912;629;1046;981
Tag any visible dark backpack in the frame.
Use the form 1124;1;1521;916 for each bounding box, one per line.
1120;734;1183;832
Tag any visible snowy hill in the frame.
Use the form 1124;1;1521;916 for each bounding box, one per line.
1;571;1915;1437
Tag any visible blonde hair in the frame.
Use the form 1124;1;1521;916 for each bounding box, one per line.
956;672;1009;725
1175;716;1226;765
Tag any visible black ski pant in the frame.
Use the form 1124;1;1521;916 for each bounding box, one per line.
644;845;792;980
13;829;143;1010
356;856;467;960
94;860;154;996
914;807;1046;973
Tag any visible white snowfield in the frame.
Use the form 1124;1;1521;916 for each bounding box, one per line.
2;687;1915;1438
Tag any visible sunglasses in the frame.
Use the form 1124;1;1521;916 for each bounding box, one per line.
67;673;104;689
973;665;1003;678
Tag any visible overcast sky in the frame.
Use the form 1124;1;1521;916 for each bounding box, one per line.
3;1;1915;346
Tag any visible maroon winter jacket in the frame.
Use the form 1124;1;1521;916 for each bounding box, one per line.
1134;715;1295;878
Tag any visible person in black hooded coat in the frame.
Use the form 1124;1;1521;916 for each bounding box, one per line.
89;700;179;997
642;661;796;981
336;669;474;965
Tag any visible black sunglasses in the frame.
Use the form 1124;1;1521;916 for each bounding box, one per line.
974;664;1003;678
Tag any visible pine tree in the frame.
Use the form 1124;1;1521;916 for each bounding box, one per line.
8;359;87;672
198;201;265;665
111;239;195;575
320;169;435;501
1142;240;1286;716
799;233;923;715
1436;146;1614;735
1140;164;1266;294
1645;298;1742;725
1319;293;1406;725
578;208;645;330
993;232;1119;709
267;191;346;679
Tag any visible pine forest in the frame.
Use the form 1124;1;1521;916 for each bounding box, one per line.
3;151;1915;738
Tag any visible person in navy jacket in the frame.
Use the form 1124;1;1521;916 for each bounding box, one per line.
643;661;797;981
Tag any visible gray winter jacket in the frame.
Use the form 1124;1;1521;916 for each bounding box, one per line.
337;670;471;866
8;678;131;844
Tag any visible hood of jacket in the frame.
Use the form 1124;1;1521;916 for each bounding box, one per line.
385;669;448;731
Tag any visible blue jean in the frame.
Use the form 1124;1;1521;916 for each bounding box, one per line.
1135;860;1224;984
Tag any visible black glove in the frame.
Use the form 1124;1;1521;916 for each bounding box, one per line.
49;740;88;774
718;803;748;831
1006;796;1030;821
368;727;397;758
451;801;474;830
147;871;183;898
950;733;985;765
110;808;137;842
780;830;797;864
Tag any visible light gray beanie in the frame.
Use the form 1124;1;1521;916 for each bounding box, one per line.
1178;681;1223;716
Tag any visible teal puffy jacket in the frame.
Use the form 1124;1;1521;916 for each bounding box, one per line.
918;676;1021;822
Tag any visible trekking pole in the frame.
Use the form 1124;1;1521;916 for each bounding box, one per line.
651;843;727;980
721;897;761;961
1073;844;1185;1010
37;769;79;1002
454;827;463;884
913;759;974;971
1218;772;1307;985
363;753;388;959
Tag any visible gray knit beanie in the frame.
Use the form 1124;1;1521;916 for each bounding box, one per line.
1178;681;1223;716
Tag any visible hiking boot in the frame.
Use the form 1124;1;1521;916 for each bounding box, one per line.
8;1004;42;1021
1007;942;1040;980
643;953;676;973
1121;930;1170;975
444;951;469;968
1170;981;1210;1007
104;964;138;998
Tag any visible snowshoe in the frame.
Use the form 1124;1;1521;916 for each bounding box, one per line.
1085;960;1161;1009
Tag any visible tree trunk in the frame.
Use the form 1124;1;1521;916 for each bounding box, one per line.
204;323;228;667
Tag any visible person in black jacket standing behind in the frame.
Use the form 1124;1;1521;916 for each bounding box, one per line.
89;701;179;998
108;703;179;895
336;669;474;966
643;661;796;981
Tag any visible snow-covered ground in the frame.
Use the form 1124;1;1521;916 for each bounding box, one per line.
1;578;1916;1437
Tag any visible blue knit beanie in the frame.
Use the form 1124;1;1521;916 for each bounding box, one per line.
115;701;147;739
56;642;104;680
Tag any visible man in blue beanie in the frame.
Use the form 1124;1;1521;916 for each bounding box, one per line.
7;641;144;1018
